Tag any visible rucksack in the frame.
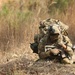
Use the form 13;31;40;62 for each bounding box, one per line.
39;18;69;36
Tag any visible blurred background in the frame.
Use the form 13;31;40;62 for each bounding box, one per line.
0;0;75;64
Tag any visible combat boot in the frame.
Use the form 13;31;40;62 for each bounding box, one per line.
62;58;73;64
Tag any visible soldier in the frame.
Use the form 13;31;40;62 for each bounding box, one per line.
38;25;74;64
31;18;73;64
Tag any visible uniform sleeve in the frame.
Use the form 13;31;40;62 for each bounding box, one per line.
64;36;73;47
64;36;73;56
57;34;65;46
38;38;50;59
57;35;72;50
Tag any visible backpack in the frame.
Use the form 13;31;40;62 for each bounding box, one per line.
39;18;69;36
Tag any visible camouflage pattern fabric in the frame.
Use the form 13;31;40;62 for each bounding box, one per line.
38;24;73;64
35;18;69;44
34;34;43;43
39;18;69;36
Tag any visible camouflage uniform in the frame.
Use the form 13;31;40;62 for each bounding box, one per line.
34;34;43;43
38;25;73;64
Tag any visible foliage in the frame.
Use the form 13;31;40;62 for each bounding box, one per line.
48;0;75;14
0;0;75;50
0;0;34;50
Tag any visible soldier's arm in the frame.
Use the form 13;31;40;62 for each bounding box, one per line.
64;36;73;56
60;44;67;49
58;36;73;56
57;35;67;49
38;45;60;59
63;36;73;48
38;41;51;59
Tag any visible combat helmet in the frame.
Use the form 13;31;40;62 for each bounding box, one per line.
49;25;60;35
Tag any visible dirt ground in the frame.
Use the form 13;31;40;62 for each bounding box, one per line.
0;44;75;75
0;56;75;75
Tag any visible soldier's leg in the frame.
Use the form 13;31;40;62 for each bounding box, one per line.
38;50;52;59
62;57;73;64
60;49;73;64
61;52;73;64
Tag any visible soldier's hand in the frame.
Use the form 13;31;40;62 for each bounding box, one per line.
61;44;67;50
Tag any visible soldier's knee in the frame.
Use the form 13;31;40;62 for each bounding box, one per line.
39;53;46;59
38;51;51;59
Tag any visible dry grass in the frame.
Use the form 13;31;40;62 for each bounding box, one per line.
0;0;74;68
0;0;75;75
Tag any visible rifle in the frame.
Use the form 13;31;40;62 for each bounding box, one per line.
44;43;69;59
45;45;56;52
59;42;75;60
